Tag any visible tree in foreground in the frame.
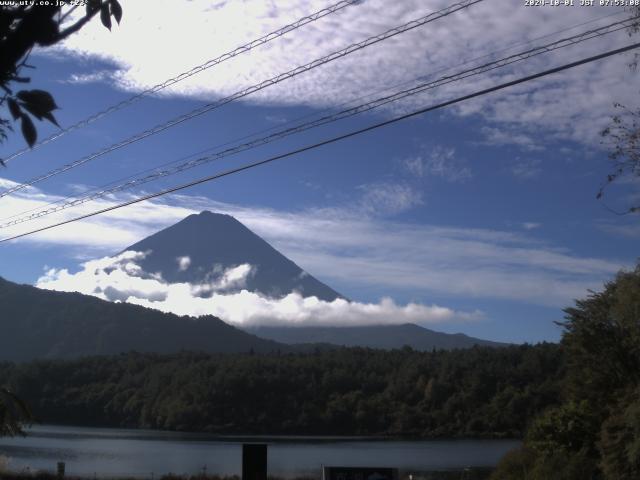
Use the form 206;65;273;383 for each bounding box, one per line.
0;0;122;157
597;6;640;214
492;263;640;479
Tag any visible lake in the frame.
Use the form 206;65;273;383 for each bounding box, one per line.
0;425;520;478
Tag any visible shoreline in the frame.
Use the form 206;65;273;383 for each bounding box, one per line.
21;424;523;443
0;469;495;480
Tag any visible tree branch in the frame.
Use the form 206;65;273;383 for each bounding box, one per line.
56;5;101;41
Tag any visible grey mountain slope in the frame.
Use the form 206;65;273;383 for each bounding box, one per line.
124;211;342;301
247;323;507;350
0;276;290;362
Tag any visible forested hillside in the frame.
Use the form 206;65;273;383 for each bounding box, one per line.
0;344;562;437
0;277;286;360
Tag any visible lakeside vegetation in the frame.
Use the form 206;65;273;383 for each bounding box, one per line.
491;263;640;479
2;265;639;479
0;342;562;438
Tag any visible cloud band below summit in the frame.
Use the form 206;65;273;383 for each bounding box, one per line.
36;251;482;327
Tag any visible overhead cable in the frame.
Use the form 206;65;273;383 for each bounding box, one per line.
1;0;360;164
0;0;483;199
0;15;634;229
1;16;634;228
2;41;638;244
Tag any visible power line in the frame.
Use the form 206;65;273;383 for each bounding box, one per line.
0;0;483;199
1;16;634;229
4;9;627;225
1;0;360;164
2;42;638;244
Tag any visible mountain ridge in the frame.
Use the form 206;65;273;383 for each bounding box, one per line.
0;276;289;361
247;323;506;350
0;211;507;360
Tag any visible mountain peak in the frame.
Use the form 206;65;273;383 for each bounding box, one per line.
122;211;343;301
188;210;237;222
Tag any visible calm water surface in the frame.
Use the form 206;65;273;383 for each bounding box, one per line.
0;425;520;478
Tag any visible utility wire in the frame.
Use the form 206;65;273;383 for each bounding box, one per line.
0;6;626;225
1;0;360;164
2;42;638;244
1;16;634;229
0;0;483;199
3;9;627;224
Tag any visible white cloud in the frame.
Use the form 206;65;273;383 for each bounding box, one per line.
193;263;255;295
511;158;542;179
0;176;628;307
176;256;191;272
36;251;481;327
404;146;472;182
597;220;640;238
0;177;195;250
66;70;118;85
522;222;542;231
481;126;544;152
357;182;423;215
41;0;639;148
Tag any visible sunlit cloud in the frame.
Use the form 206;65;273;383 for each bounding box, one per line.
176;256;191;272
37;251;482;327
41;0;638;148
357;182;424;216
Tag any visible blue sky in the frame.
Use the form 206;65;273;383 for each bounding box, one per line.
0;0;639;343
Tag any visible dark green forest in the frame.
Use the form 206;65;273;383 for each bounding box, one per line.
0;343;562;438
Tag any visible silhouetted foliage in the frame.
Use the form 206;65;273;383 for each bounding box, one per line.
0;1;122;157
599;104;640;213
492;263;640;479
0;386;32;436
0;343;563;437
597;6;640;213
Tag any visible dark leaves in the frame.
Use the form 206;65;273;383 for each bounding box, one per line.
14;89;60;130
86;0;102;16
17;89;58;112
20;114;36;147
110;0;123;24
7;98;21;120
4;90;60;147
100;3;111;30
0;0;122;152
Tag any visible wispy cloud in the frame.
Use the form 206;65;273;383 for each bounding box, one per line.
357;181;423;215
511;158;542;179
403;146;472;182
481;127;544;152
522;222;542;231
596;220;640;239
0;176;628;307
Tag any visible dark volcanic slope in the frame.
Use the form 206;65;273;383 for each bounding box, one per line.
124;211;342;301
248;323;507;351
0;277;286;362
